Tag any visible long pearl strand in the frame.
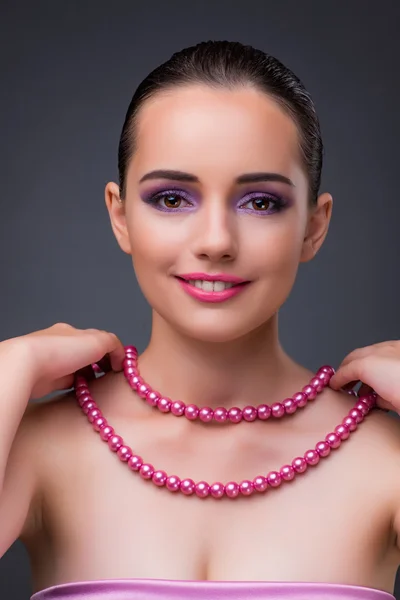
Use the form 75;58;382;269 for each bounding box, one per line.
74;346;377;500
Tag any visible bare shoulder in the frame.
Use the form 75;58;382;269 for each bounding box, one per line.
0;389;81;556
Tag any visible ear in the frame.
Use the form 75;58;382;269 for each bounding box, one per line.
300;192;333;263
104;182;132;255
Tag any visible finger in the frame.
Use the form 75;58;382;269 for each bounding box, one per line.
104;333;126;372
329;359;366;391
338;341;390;369
86;330;126;373
338;347;374;370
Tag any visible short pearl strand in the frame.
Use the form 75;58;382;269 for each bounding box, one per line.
122;346;334;423
74;349;377;500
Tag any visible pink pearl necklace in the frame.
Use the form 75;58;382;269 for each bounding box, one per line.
74;346;377;500
123;346;334;423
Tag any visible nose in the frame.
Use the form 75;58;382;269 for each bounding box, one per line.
190;201;238;263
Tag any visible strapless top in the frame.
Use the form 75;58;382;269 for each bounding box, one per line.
30;578;396;600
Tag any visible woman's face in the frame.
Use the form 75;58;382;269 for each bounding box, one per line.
106;84;332;343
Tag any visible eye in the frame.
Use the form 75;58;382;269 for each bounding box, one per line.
145;190;193;211
249;197;272;211
161;193;184;209
240;193;286;214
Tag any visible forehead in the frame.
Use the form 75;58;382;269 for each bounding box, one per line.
130;85;304;186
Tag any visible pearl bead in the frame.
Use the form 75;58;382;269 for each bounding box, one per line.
199;407;214;423
108;435;123;452
100;425;114;441
152;470;167;486
319;365;335;376
88;408;102;423
180;479;195;495
334;424;350;440
158;397;171;413
138;383;149;399
146;391;159;407
243;406;257;422
214;407;228;423
139;464;154;479
316;441;331;457
210;482;225;498
356;401;369;416
171;401;185;416
228;407;243;423
185;404;199;420
195;481;210;498
304;449;320;466
166;475;181;492
128;455;143;471
267;471;282;487
349;408;363;423
82;400;96;414
302;385;317;400
124;358;136;367
257;404;271;420
253;475;268;492
280;465;295;481
117;445;132;461
292;457;307;473
317;371;331;386
239;480;254;496
326;432;341;449
283;398;297;414
92;416;106;432
225;482;240;498
77;390;90;402
124;365;136;377
310;377;324;392
293;392;307;408
343;416;357;431
271;403;285;418
124;345;137;355
130;375;142;389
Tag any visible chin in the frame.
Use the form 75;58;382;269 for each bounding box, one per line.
173;317;263;344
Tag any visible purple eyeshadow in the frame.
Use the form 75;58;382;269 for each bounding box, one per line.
140;185;291;216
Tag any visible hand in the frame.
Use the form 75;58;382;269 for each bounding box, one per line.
9;322;126;400
329;340;400;413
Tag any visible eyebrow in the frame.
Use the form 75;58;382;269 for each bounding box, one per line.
139;169;295;187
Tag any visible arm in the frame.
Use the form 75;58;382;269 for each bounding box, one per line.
0;340;42;556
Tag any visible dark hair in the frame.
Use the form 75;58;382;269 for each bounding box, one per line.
118;40;323;205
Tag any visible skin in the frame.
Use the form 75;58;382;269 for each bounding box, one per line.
7;85;400;595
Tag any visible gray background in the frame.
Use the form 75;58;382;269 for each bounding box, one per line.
1;0;400;598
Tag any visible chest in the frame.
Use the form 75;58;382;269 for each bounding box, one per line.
41;417;398;586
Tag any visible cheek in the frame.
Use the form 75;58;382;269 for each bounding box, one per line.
245;219;304;276
128;208;180;279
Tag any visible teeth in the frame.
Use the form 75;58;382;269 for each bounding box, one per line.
187;279;235;292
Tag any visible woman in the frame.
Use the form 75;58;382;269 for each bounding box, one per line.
1;40;400;600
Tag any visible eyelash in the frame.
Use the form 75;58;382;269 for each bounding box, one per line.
144;189;287;215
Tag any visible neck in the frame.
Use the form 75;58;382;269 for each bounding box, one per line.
136;312;311;410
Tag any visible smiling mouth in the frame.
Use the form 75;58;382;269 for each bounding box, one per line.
175;277;248;292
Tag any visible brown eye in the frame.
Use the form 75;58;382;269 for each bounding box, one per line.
163;194;182;209
252;198;271;211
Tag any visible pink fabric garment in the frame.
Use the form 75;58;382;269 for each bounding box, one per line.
30;578;395;600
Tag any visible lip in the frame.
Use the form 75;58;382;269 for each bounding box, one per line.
175;274;251;304
176;272;248;284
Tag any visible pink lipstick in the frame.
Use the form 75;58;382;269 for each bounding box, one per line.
175;272;250;303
